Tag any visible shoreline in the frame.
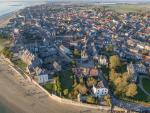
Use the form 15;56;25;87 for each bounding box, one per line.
0;11;17;28
0;1;47;28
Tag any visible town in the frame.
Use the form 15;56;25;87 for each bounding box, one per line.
0;3;150;112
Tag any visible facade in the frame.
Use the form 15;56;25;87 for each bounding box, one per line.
38;74;49;84
92;85;108;98
127;62;137;82
53;61;62;72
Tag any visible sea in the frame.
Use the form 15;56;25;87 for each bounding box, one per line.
0;0;47;18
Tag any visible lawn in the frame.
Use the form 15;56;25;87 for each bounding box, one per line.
120;86;150;106
106;4;150;13
142;78;150;94
59;70;74;92
131;86;150;103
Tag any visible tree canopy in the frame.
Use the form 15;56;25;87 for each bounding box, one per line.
109;55;121;69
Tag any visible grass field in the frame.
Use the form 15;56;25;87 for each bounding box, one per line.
142;78;150;94
59;70;74;92
131;86;150;103
106;4;150;13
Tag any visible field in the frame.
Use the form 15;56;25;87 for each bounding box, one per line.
59;70;74;92
142;78;150;94
106;4;150;13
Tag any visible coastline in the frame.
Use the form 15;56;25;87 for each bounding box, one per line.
0;11;17;28
0;1;47;28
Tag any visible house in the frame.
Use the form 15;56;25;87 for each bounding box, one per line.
34;66;49;84
98;55;108;66
81;50;88;61
127;62;138;82
72;67;99;77
21;49;35;65
135;63;147;74
92;81;108;98
59;45;72;56
53;61;62;72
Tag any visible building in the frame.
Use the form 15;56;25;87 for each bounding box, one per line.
81;50;88;61
127;62;138;82
53;61;62;72
98;55;108;66
92;81;108;98
59;45;72;56
35;67;49;84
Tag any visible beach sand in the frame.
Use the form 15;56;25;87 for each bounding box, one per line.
0;12;16;28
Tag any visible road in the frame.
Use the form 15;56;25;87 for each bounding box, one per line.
0;57;108;113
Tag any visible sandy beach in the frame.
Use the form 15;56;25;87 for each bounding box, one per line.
0;57;108;113
0;12;16;28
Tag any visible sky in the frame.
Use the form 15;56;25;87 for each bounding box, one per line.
0;0;150;1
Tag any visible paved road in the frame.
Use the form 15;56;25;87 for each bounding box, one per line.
0;57;108;113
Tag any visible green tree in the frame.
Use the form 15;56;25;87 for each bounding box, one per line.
104;95;112;107
74;84;88;95
109;69;118;82
87;77;97;87
2;47;13;59
109;55;121;69
54;76;62;95
86;96;96;104
63;89;69;96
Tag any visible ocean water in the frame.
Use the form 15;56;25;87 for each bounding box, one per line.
0;0;47;17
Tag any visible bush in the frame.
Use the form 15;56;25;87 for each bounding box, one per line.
86;96;96;104
63;89;69;96
2;47;13;59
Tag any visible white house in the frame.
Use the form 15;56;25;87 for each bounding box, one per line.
35;67;49;84
92;85;108;98
53;61;62;72
38;74;49;84
98;55;108;66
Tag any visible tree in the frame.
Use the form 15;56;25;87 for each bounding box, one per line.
109;69;118;82
87;77;97;87
86;96;96;104
126;83;137;97
104;95;112;107
2;47;13;59
74;84;88;95
122;72;130;81
109;55;121;69
54;76;62;95
106;45;113;52
63;89;69;96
